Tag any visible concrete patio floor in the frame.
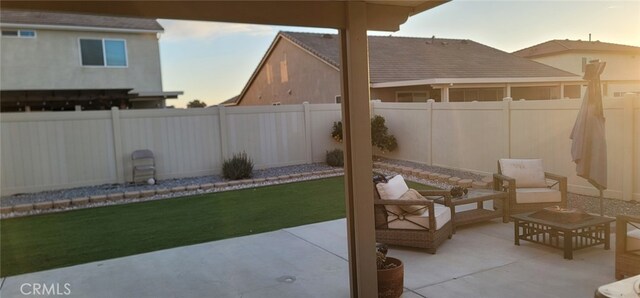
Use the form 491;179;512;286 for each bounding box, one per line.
0;218;618;298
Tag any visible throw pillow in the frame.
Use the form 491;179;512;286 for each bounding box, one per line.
376;175;409;215
398;189;429;215
499;159;547;188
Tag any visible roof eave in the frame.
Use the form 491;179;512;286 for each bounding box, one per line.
371;76;585;88
0;22;164;33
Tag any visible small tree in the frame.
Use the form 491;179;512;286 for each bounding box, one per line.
187;99;207;108
330;115;398;152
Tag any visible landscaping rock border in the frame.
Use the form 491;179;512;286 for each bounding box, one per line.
0;168;345;219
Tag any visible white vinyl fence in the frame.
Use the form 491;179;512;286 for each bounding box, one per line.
1;95;638;202
374;94;640;201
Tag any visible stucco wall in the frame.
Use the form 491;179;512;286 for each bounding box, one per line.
533;52;640;81
0;29;163;92
238;38;341;105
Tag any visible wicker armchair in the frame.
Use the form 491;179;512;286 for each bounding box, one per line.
493;159;567;215
616;215;640;280
373;178;453;254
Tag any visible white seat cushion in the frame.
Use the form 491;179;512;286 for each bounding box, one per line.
627;229;640;252
387;204;451;230
499;159;547;188
376;175;409;215
515;188;562;204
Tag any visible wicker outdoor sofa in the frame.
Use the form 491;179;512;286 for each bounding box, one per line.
373;175;453;254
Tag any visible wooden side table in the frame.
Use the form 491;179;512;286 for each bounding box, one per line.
431;189;508;233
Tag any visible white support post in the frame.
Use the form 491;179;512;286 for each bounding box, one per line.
442;87;450;102
340;2;377;297
622;94;635;201
303;102;313;163
426;99;434;165
502;97;512;158
218;105;229;161
560;83;565;99
505;84;511;98
111;107;125;184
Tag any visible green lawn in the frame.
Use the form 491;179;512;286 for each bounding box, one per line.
1;176;431;277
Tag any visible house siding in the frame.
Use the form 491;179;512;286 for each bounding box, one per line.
532;52;640;81
0;29;163;92
238;38;340;105
532;52;640;96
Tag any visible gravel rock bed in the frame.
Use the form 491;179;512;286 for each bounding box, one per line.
1;171;344;219
0;163;334;207
375;157;486;181
568;193;640;217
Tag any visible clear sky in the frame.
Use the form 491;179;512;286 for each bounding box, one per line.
158;0;640;107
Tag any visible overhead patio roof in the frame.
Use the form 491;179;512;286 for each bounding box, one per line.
0;1;448;296
1;1;447;31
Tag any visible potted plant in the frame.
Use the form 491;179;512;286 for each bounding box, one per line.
377;244;404;298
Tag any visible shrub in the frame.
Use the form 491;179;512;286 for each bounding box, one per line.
330;115;398;153
326;149;344;167
331;121;342;142
222;152;254;180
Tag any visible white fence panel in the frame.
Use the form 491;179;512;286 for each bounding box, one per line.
634;99;640;200
120;108;222;181
510;99;626;199
373;102;431;164
225;105;307;169
431;102;506;174
0;111;117;194
309;104;342;163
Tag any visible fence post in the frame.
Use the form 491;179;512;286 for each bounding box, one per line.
622;93;635;201
502;97;512;158
218;105;229;161
426;99;434;165
303;102;313;163
111;107;125;184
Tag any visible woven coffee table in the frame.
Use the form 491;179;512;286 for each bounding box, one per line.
511;211;615;260
431;189;508;233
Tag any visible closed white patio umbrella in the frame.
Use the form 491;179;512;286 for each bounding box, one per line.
570;60;607;215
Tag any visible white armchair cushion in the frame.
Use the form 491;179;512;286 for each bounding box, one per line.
515;188;562;204
499;159;547;188
376;175;409;215
627;229;640;252
387;204;451;230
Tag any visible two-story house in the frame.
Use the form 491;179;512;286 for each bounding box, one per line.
514;39;640;98
0;10;182;112
224;32;583;106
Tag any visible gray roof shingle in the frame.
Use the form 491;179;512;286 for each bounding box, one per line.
0;10;163;31
281;32;578;83
513;39;640;58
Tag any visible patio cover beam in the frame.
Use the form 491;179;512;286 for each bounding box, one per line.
0;1;448;296
0;1;446;31
340;2;376;296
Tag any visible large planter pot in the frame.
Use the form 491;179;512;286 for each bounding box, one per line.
377;257;404;298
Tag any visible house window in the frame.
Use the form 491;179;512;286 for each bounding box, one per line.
266;63;273;84
2;29;36;38
335;95;341;104
79;39;127;67
396;91;428;102
564;85;581;99
450;88;504;102
614;91;640;97
272;102;281;106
